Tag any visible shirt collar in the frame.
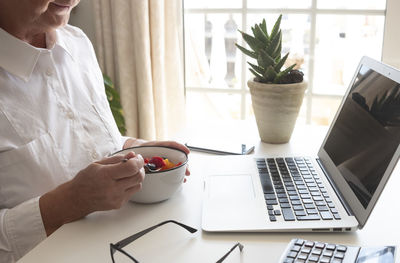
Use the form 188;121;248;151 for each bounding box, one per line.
0;27;74;82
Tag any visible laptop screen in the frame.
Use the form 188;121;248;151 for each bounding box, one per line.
323;64;400;209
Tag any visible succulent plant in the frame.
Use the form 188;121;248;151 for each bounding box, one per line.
235;14;303;84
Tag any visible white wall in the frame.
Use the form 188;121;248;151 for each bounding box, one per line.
382;0;400;69
69;0;96;46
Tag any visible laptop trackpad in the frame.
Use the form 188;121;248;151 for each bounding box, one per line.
209;174;255;200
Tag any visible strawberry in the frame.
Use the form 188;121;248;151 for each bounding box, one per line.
149;156;166;169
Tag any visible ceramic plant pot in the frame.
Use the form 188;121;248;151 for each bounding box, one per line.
248;79;307;143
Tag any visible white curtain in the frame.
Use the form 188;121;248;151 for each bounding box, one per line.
93;0;186;140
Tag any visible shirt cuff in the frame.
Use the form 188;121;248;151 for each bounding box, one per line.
4;197;46;260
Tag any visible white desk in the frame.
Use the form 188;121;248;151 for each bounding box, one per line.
19;125;400;263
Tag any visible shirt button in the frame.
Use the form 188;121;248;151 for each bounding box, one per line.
46;68;53;76
67;110;74;119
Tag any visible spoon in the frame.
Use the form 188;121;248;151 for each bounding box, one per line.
144;163;162;173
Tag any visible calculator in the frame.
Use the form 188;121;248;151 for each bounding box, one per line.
279;239;396;263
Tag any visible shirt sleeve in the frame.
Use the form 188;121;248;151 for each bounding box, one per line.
121;136;132;149
0;197;47;263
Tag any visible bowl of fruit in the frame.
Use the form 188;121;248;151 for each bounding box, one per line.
113;146;188;203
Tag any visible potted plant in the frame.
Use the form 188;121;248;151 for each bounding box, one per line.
103;74;127;135
236;14;307;143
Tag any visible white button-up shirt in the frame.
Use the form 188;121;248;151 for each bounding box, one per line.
0;25;125;262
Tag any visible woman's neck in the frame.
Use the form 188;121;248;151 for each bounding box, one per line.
0;12;48;48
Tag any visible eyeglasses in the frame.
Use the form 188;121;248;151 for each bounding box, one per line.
109;220;244;263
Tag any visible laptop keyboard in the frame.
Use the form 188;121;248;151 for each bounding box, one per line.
256;157;341;222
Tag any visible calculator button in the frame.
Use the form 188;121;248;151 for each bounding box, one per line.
323;250;334;257
311;248;322;255
295;239;305;246
298;253;309;260
334;252;345;259
308;255;319;262
320;257;331;263
287;251;298;258
315;242;325;249
283;258;294;263
301;247;311;254
336;246;347;252
291;245;301;252
304;241;315;247
326;244;336;250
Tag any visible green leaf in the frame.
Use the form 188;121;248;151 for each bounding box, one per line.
274;53;289;72
103;74;127;135
260;19;269;38
257;49;275;69
267;30;281;58
248;62;265;75
110;107;126;134
253;24;269;43
108;98;121;109
274;64;296;83
106;85;120;100
272;41;282;60
249;68;264;81
239;30;264;51
235;43;258;59
270;14;282;40
103;74;113;89
265;66;277;81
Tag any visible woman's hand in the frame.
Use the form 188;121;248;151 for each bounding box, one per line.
39;151;145;236
123;138;191;177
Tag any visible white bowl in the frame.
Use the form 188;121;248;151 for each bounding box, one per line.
113;146;188;203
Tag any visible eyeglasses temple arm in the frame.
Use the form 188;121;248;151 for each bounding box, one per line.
215;242;244;263
115;220;197;249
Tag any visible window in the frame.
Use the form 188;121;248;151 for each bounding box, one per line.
183;0;387;126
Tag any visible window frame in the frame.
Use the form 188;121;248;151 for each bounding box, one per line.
183;0;390;124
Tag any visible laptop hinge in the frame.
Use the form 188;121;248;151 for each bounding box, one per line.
316;158;354;217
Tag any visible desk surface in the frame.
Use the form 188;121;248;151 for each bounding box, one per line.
20;125;400;263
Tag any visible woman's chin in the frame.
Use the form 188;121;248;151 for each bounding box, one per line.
48;2;71;15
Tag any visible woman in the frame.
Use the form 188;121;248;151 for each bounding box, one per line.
0;1;189;262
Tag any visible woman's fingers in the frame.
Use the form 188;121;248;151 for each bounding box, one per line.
123;184;143;203
101;154;144;180
96;151;136;165
140;140;190;154
116;168;145;190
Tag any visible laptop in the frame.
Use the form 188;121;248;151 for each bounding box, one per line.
201;56;400;232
